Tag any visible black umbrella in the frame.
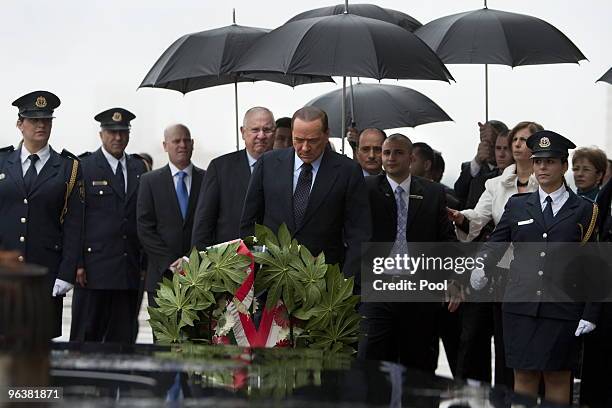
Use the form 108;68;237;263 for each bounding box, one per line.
139;12;333;150
235;12;453;152
287;3;422;32
597;68;612;85
306;82;452;138
415;5;586;120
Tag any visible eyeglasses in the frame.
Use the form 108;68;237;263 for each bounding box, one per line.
247;127;275;136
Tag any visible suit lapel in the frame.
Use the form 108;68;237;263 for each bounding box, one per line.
95;149;124;198
29;148;61;196
5;149;26;196
162;165;183;224
126;155;140;202
297;151;340;233
378;175;398;235
405;177;424;233
525;191;547;230
186;167;204;227
237;150;252;196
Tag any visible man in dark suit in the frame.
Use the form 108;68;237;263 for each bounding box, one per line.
70;108;149;343
358;133;458;373
137;124;204;308
240;106;371;280
191;107;275;249
0;90;83;338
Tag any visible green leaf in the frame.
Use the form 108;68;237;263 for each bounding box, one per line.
305;265;356;331
255;223;279;247
289;246;327;310
199;241;251;295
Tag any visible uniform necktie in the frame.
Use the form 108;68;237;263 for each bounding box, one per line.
543;195;554;228
293;163;313;228
176;171;189;219
24;154;39;194
115;162;125;198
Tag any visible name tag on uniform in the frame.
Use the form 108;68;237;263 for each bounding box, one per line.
0;173;5;180
92;180;108;186
517;218;534;226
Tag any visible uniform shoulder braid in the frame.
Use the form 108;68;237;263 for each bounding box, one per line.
130;153;152;172
60;149;81;161
0;145;15;153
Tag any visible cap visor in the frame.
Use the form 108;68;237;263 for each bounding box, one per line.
20;111;54;119
530;151;565;159
101;124;130;131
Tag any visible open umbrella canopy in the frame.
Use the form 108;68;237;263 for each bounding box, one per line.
415;8;586;66
287;3;422;32
306;82;452;138
139;24;333;94
235;13;453;82
597;68;612;85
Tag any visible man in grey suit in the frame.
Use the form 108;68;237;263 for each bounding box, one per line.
191;107;275;249
240;106;371;280
137;124;204;307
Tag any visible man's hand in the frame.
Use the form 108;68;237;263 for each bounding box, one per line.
75;267;87;287
475;140;493;164
575;319;596;336
446;281;464;312
470;268;488;291
52;278;74;297
478;121;496;143
169;257;186;274
446;207;465;225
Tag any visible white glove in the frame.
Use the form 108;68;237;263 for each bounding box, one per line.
52;278;74;297
575;319;596;336
470;268;488;291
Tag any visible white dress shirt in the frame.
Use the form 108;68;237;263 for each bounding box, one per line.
21;143;50;175
293;152;323;193
538;184;569;216
246;151;258;174
168;162;193;195
101;147;127;192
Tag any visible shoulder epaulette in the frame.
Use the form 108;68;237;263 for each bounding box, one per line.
0;145;15;153
60;149;80;161
579;195;595;203
131;153;151;172
78;151;92;159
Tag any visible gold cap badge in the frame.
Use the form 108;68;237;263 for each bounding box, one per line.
538;137;551;148
112;112;122;122
35;96;47;108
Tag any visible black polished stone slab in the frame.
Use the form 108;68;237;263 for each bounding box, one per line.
46;342;566;407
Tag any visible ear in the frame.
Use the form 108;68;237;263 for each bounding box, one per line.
162;140;168;153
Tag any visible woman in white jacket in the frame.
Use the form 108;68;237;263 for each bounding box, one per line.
448;121;543;387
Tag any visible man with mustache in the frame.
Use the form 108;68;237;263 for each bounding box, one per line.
70;108;150;343
355;128;386;177
192;107;275;249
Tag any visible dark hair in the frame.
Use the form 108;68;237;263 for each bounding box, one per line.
292;106;328;132
487;120;509;135
412;142;435;164
357;128;387;147
385;133;413;153
432;150;445;173
139;152;153;168
275;117;291;129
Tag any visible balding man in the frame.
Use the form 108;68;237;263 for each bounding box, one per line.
137;124;205;309
240;106;371;281
356;128;386;177
192;107;275;248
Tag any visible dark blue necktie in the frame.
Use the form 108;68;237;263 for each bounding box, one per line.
293;163;313;228
115;162;125;199
24;154;39;194
543;195;554;228
176;171;189;219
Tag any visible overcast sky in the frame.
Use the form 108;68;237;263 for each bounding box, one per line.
1;0;610;185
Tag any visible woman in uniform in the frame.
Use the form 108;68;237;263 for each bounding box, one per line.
471;130;599;405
